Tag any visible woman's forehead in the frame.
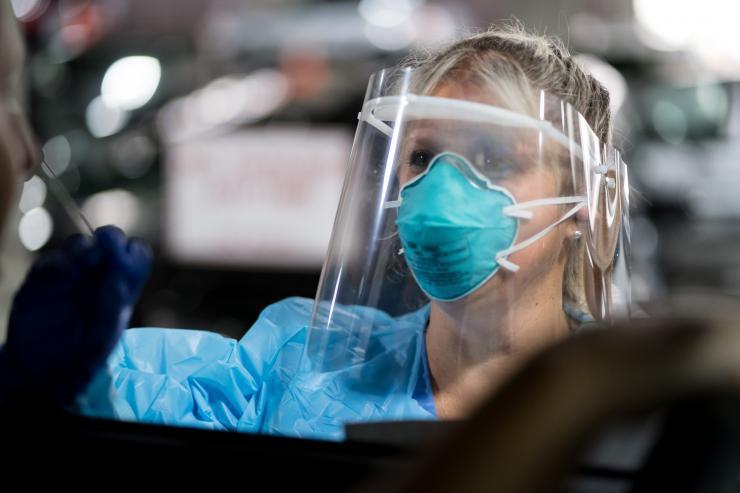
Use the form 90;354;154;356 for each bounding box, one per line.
431;81;506;108
403;118;526;147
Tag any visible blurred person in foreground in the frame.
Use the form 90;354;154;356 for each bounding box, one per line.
0;2;152;411
385;316;740;493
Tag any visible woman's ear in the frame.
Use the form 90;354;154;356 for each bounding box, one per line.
563;208;586;240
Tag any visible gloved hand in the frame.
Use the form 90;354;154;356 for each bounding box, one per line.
0;226;152;408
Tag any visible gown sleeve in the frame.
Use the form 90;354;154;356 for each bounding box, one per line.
77;297;313;432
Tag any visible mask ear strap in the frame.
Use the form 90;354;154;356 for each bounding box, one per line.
503;195;586;219
496;200;586;272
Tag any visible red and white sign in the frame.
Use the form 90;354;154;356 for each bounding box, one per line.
165;126;351;269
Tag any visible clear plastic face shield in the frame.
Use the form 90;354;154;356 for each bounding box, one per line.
292;67;629;429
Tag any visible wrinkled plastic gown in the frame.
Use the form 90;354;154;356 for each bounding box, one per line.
79;297;436;441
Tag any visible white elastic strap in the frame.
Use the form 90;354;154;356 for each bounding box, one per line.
496;257;520;272
503;195;586;220
384;199;402;209
496;200;586;272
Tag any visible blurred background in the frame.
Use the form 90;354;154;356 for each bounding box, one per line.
1;0;739;340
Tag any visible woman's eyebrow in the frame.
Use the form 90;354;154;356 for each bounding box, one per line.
405;123;450;147
405;132;436;147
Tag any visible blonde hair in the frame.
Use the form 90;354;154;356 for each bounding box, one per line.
402;22;613;318
404;22;612;143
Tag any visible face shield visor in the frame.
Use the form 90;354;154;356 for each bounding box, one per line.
289;66;629;432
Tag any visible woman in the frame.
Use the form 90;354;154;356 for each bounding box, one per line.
81;23;627;440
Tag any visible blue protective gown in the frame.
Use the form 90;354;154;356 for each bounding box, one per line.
79;297;437;441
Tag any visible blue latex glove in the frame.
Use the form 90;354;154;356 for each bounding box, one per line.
0;226;152;408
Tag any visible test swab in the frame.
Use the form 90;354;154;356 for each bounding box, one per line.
40;159;95;235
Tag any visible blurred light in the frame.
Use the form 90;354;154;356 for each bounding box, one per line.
42;135;72;175
410;4;458;48
358;0;421;28
696;84;728;119
55;1;104;55
633;0;692;49
631;217;659;258
86;96;130;138
101;56;161;111
18;207;53;251
358;0;432;51
196;77;249;126
652;100;687;144
631;273;652;302
199;70;288;124
18;176;47;213
635;143;700;194
575;55;629;114
634;0;740;74
10;0;50;22
61;24;96;49
364;22;416;51
158;69;289;143
82;189;140;234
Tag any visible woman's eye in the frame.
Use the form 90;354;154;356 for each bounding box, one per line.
408;149;435;170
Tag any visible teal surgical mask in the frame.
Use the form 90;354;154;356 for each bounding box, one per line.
389;152;586;301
